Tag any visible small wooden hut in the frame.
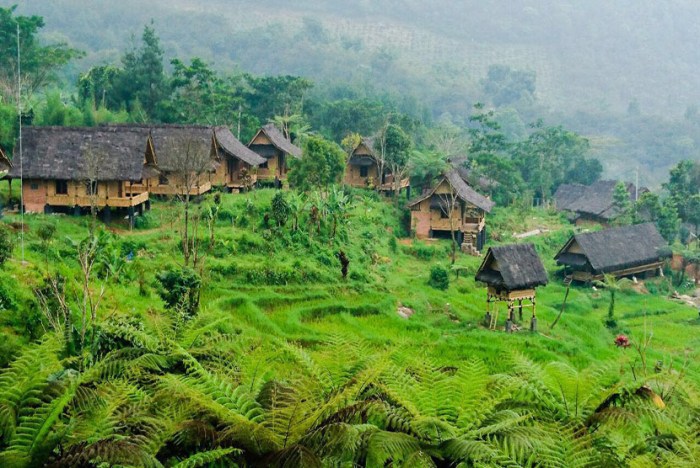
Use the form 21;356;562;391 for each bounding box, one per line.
554;223;671;282
407;169;494;254
475;243;549;331
344;137;410;193
7;126;155;224
247;123;302;184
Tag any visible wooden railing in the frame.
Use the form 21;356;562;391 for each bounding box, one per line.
47;191;149;208
149;181;212;196
378;176;410;191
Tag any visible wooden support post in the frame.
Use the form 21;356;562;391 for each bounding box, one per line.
518;299;523;321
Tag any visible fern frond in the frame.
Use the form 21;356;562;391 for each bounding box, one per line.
171;447;242;467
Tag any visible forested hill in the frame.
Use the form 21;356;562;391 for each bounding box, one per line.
12;0;700;117
6;0;700;187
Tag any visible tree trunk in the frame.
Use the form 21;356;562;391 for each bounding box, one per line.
183;193;190;266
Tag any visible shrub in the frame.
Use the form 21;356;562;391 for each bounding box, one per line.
388;236;398;253
134;212;157;229
156;268;201;319
0;227;12;265
429;265;450;290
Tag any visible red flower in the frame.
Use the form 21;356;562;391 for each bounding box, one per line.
615;334;630;348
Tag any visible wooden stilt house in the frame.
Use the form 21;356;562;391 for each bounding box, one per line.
554;223;671;282
475;243;549;332
344;137;410;193
407;169;494;254
133;125;218;197
247;123;302;185
7;126;155;224
211;127;266;191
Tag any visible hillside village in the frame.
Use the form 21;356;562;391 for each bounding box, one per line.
0;4;699;467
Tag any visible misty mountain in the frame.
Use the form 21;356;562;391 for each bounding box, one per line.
7;0;700;186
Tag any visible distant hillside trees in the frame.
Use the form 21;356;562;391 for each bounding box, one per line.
483;65;536;107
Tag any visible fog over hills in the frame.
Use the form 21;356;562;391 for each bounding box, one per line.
14;0;700;116
8;0;700;185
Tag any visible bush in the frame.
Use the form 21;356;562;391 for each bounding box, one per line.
429;265;450;290
0;227;12;265
401;242;438;261
388;236;398;254
156;268;201;319
134;212;157;229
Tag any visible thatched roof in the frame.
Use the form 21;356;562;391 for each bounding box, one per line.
348;137;378;166
407;169;495;212
0;147;10;172
146;125;216;172
8;126;153;182
213;127;265;166
250;123;302;158
476;243;549;290
557;180;647;220
555;223;671;274
553;183;587;211
449;156;496;191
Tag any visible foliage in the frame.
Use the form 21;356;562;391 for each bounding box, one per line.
156;267;201;319
0;226;12;265
270;191;290;228
428;264;450;290
513;121;600;202
612;181;634;226
288;136;346;191
0;5;82;102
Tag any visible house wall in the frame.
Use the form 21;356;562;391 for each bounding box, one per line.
210;157;257;189
344;162;380;188
22;180;48;212
23;179;145;212
410;179;486;239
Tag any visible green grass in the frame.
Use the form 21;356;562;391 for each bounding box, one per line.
2;189;695;377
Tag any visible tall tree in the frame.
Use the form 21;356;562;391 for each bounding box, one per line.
0;6;82;103
376;123;412;200
664;160;700;222
466;104;522;205
169;136;214;266
611;181;633;226
288;136;345;192
111;22;166;118
513;122;598;203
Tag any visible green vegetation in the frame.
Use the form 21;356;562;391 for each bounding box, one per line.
0;191;698;466
0;5;699;465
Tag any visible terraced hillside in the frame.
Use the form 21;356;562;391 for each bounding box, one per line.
0;188;698;465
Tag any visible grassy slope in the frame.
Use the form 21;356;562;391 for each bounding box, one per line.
0;187;697;387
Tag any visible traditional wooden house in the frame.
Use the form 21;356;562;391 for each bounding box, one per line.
407;169;494;254
475;243;549;331
102;124;264;196
210;127;266;191
7;126;154;223
247;123;302;184
554;223;671;282
554;180;648;225
344;137;410;193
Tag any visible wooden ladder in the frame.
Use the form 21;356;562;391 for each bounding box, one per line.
489;307;498;330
